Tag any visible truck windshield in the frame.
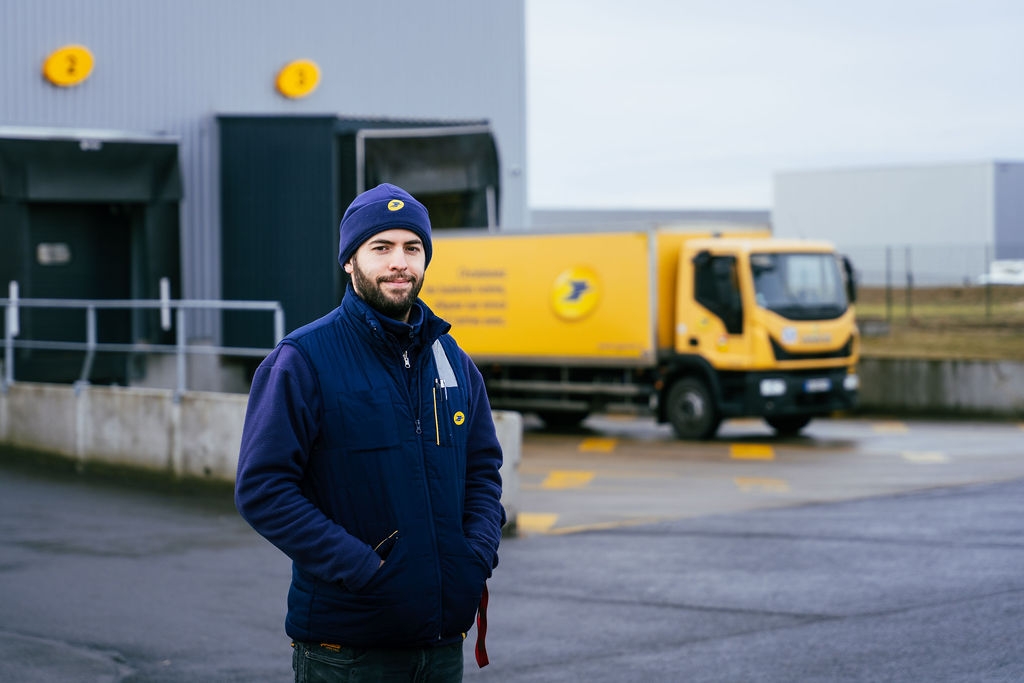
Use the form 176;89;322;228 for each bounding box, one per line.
750;252;848;320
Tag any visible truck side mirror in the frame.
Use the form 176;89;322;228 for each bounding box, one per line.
842;255;857;304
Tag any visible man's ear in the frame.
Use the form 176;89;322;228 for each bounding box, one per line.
344;261;354;274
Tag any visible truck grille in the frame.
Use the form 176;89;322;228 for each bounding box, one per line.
770;336;854;361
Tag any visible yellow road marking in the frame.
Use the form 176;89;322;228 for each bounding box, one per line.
901;451;950;464
541;470;595;489
734;477;790;493
730;444;775;460
517;513;558;534
579;437;618;453
547;516;665;535
873;421;908;433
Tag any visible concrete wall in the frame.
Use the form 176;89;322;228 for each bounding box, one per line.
857;357;1024;417
0;383;247;475
0;382;522;527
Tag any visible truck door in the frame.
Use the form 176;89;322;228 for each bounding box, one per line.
694;252;743;332
691;251;753;367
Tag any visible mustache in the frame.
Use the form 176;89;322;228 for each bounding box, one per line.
378;274;417;284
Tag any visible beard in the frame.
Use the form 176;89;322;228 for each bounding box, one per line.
350;258;424;321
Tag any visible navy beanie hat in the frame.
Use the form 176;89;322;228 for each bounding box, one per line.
338;183;433;269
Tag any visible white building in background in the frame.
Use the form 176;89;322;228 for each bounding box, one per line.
772;162;1024;286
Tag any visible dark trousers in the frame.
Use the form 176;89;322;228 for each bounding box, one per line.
292;641;464;683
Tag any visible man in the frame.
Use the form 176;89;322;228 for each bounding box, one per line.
235;183;505;682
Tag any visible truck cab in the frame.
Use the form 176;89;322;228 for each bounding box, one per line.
661;237;859;438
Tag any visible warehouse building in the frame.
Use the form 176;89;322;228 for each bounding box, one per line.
0;1;526;390
772;161;1024;286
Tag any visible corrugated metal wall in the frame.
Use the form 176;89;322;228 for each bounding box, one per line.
1;0;527;338
773;163;997;246
995;163;1024;260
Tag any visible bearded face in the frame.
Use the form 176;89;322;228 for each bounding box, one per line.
345;229;426;322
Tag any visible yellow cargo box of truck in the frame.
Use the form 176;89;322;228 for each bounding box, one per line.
423;226;771;365
423;230;654;364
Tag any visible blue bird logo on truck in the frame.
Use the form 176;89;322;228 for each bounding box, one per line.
565;280;590;301
551;266;601;321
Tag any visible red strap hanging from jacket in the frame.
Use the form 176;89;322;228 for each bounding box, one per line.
474;582;490;668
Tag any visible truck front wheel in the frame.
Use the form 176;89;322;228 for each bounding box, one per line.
765;416;812;436
666;378;720;440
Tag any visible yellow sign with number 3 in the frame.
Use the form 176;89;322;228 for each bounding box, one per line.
43;45;94;87
276;59;320;99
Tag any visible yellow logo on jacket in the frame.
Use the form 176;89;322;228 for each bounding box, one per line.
453;411;465;426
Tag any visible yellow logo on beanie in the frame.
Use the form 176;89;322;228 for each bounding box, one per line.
388;200;405;212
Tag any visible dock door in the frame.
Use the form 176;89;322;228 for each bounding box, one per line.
0;131;182;384
219;115;501;353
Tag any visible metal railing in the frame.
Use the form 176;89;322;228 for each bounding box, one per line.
2;280;284;397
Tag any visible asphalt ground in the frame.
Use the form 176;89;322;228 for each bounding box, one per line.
1;415;1023;682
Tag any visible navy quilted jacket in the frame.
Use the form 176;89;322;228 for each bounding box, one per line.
235;288;504;647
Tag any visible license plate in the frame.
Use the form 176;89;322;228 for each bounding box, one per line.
804;378;832;393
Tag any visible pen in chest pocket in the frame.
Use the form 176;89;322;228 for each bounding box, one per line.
433;378;449;445
432;380;439;445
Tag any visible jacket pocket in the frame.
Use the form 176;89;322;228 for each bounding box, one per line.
373;530;399;561
441;540;491;635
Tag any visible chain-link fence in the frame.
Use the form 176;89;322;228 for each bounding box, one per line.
841;243;1024;324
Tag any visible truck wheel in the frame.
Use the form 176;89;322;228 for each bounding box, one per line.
537;410;590;431
666;378;720;440
765;416;812;436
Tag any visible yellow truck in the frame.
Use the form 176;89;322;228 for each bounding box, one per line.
420;226;859;439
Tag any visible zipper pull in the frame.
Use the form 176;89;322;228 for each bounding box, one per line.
402;350;410;368
415;418;422;435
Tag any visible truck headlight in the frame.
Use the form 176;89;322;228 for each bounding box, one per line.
759;379;787;397
843;374;860;391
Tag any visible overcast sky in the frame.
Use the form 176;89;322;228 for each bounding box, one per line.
525;0;1024;210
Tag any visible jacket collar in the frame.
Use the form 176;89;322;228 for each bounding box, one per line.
341;285;451;347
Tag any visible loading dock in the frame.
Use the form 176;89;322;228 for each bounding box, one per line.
218;115;501;353
0;129;182;384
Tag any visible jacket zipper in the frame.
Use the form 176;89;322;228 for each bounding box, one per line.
405;350;422;435
388;327;443;637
